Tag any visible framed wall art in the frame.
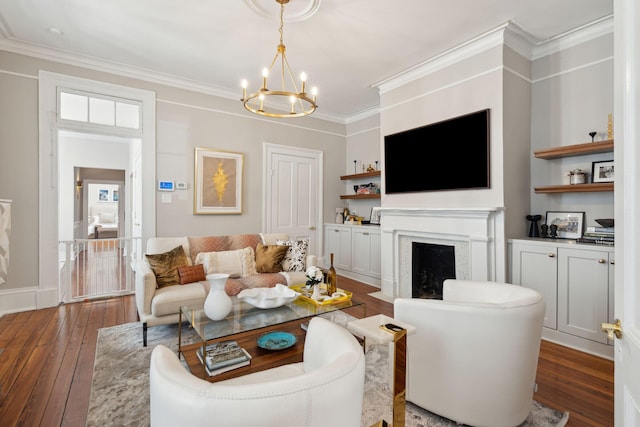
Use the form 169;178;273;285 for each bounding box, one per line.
194;147;243;214
592;160;614;183
544;211;585;239
370;207;380;225
98;189;110;202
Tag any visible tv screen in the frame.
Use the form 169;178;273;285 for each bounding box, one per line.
384;109;490;193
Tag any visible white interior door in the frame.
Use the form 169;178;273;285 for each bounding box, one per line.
263;143;323;261
613;0;640;424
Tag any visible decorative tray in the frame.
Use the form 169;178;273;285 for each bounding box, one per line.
289;283;353;306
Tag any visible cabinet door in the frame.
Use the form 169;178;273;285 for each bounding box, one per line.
351;228;381;278
557;248;610;344
511;243;558;329
325;226;351;270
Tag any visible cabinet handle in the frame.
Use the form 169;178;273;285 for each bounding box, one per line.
334;229;339;233
547;253;555;258
610;260;615;265
363;232;369;236
598;259;606;264
309;226;316;231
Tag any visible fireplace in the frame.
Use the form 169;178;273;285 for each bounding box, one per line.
377;208;506;300
412;242;456;299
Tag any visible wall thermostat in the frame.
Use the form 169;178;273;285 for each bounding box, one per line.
176;182;188;190
158;180;175;191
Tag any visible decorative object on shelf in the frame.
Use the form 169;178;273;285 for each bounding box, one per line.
544;211;585;239
589;131;597;142
353;160;357;174
526;214;541;237
353;182;379;194
204;273;232;320
595;218;614;228
240;0;317;118
370;207;381;225
592;160;614;183
335;207;344;224
540;224;549;238
607;114;613;140
343;207;350;218
366;164;375;172
305;265;324;287
549;224;558;239
257;331;297;350
194;148;243;214
237;283;298;309
568;169;586;185
326;253;337;296
375;160;379;170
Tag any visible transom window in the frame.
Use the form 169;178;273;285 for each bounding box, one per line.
59;89;141;131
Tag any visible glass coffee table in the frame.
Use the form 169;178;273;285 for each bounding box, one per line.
179;291;365;377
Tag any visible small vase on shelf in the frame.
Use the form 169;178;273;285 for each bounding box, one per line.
204;273;232;320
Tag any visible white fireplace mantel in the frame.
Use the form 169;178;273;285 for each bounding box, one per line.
378;207;506;299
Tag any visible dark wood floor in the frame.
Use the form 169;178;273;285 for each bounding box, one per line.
0;275;613;426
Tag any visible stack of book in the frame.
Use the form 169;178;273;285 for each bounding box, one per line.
579;226;615;246
196;340;252;377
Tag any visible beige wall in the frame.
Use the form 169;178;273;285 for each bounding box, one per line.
0;50;346;296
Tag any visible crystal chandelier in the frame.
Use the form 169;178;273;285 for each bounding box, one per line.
241;0;317;118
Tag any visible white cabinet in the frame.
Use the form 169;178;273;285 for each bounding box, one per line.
509;239;614;359
324;224;381;286
325;224;352;270
510;242;558;329
557;248;612;344
351;227;381;279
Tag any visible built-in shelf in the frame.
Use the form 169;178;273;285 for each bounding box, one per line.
340;193;381;200
534;183;614;193
534;140;613;159
340;170;381;180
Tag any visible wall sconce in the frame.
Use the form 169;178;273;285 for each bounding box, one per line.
76;180;83;197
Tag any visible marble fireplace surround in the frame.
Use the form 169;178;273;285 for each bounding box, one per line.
377;208;506;301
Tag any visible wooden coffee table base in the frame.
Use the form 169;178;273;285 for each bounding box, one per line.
181;320;308;382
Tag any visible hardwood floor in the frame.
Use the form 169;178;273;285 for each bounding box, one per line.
0;276;613;426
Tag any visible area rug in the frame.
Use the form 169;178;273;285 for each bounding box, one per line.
87;320;569;427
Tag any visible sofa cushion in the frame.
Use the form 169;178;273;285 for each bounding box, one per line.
255;243;288;273
147;237;192;264
194;247;257;278
276;239;309;272
178;264;206;285
188;234;262;264
151;282;208;317
146;245;190;288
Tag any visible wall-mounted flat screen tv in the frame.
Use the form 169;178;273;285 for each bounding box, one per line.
384;109;490;193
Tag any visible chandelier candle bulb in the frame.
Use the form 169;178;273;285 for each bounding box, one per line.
300;72;307;93
290;95;296;114
262;68;269;89
241;80;247;100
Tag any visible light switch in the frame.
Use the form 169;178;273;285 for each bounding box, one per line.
161;193;172;203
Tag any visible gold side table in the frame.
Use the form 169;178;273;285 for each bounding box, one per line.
347;314;416;427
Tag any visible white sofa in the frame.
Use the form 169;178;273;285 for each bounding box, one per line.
149;316;365;427
136;233;316;346
394;279;546;427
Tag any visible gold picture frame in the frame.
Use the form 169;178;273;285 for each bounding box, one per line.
194;148;243;214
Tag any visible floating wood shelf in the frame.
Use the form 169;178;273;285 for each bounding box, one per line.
340;193;381;200
534;140;613;159
340;171;381;180
534;183;614;193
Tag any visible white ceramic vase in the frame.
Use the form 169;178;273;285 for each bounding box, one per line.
204;273;232;321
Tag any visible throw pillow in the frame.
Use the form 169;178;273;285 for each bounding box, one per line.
177;264;206;285
276;239;309;272
254;243;288;273
194;247;257;278
146;245;190;288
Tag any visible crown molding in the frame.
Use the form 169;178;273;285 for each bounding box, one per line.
372;21;536;95
531;14;613;60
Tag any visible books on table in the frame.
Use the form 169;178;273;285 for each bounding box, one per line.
195;340;252;377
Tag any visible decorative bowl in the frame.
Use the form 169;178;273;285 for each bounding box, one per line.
237;284;299;309
595;218;614;228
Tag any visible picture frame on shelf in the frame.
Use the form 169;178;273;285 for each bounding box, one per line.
370;207;380;225
194;147;243;214
592;160;614;183
545;211;585;239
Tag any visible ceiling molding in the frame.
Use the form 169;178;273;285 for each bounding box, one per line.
531;14;614;60
372;22;534;95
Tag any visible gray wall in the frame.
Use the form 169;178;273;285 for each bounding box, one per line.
0;50;346;294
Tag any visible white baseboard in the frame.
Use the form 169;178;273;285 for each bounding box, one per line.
0;286;59;316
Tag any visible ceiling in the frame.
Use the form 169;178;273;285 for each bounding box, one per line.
0;0;613;123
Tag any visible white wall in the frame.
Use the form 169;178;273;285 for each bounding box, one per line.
530;33;614;227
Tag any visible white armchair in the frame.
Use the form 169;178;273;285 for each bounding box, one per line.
394;279;545;427
149;316;365;427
